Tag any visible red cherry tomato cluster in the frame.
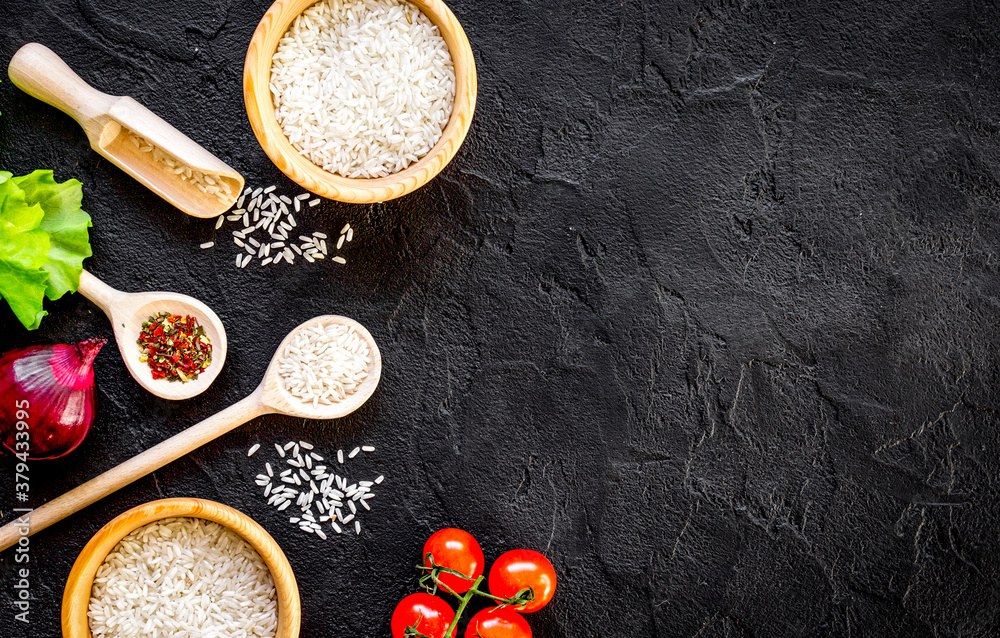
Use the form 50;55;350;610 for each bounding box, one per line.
390;529;557;638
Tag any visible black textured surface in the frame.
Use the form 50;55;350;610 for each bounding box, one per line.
2;0;1000;636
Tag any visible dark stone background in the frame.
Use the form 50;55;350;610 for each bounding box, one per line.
1;0;999;636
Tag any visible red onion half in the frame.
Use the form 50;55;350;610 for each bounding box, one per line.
0;337;106;460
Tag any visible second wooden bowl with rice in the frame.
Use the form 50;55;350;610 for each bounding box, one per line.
244;0;477;203
63;498;300;638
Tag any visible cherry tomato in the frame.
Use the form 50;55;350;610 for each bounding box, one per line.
391;593;455;638
487;550;556;613
464;607;532;638
423;528;485;594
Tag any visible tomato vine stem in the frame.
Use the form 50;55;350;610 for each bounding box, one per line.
443;575;483;637
408;561;536;636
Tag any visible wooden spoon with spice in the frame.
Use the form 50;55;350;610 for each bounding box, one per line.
77;270;227;401
0;315;380;552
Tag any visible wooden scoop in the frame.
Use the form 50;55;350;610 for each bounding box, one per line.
78;270;227;401
7;43;244;218
0;315;381;552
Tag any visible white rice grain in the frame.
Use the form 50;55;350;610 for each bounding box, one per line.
88;518;277;638
270;0;455;178
278;322;371;405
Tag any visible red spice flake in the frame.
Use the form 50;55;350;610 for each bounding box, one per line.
136;312;212;382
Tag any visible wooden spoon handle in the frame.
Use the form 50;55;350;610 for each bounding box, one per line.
0;391;270;552
76;270;123;316
7;43;118;126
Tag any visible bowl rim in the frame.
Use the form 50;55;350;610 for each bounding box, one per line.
243;0;478;203
62;497;301;638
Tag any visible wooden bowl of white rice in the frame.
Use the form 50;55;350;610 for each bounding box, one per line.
244;0;477;203
63;498;300;638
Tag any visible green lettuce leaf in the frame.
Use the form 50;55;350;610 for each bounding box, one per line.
0;170;92;330
14;171;92;300
0;172;52;329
